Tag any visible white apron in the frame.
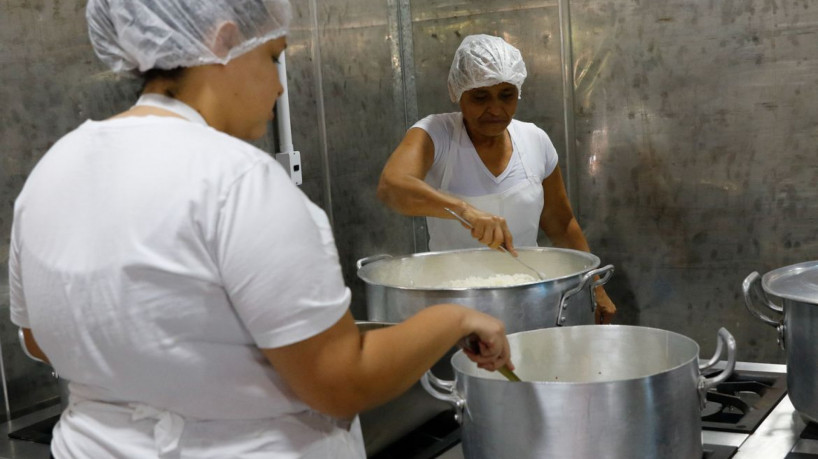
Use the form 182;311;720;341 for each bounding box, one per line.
427;117;544;251
50;94;366;459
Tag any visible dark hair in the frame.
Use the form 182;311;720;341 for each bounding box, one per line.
139;67;186;97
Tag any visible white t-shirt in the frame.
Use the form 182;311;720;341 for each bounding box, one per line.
412;112;559;196
9;114;360;456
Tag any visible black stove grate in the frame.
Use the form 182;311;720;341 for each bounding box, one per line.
701;369;787;434
370;410;739;459
800;422;818;441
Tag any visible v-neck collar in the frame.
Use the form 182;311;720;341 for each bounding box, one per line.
460;123;517;184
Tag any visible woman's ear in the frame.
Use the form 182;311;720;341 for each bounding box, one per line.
211;21;242;58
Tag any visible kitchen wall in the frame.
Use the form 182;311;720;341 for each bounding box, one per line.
568;0;818;360
2;0;816;418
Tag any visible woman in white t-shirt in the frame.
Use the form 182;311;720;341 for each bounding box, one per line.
378;34;616;324
10;2;513;458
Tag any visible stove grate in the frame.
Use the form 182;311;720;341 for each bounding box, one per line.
701;369;787;434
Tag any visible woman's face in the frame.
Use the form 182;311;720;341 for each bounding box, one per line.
458;83;519;138
216;37;287;140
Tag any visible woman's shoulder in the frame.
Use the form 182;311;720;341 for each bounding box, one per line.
510;119;559;174
510;119;552;143
413;112;459;132
84;116;272;162
59;117;279;190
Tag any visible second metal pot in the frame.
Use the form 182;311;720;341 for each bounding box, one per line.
422;325;736;459
743;263;818;423
357;248;614;331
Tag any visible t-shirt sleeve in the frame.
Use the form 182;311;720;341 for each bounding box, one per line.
9;214;29;328
411;113;455;165
216;160;350;349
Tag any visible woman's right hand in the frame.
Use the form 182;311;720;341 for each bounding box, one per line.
459;309;514;372
460;207;517;256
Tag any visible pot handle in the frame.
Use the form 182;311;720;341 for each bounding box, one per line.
356;254;392;270
420;372;466;423
555;264;615;326
697;328;737;408
742;271;783;327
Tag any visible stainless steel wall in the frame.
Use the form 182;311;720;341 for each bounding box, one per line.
569;0;818;362
2;0;816;417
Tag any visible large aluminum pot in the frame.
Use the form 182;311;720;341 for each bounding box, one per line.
357;248;614;331
421;325;736;459
743;263;818;423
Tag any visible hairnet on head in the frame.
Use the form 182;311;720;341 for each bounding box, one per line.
447;34;528;103
86;0;292;74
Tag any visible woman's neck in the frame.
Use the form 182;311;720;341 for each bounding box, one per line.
141;76;222;129
464;120;509;150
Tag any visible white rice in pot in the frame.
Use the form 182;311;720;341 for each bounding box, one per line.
439;273;538;288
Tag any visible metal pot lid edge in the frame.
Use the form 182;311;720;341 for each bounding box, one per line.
761;260;818;304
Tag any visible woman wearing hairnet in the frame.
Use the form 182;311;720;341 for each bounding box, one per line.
378;34;616;324
9;2;513;457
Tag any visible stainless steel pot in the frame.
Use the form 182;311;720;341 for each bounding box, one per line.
421;325;736;459
743;264;818;423
355;321;450;456
357;248;614;331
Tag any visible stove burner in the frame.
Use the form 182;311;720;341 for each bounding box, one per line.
701;369;787;433
370;410;739;459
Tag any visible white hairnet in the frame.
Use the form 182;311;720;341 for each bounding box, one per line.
447;34;528;103
86;0;292;74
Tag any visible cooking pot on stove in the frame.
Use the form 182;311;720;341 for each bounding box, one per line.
357;248;614;331
421;325;736;459
743;263;818;423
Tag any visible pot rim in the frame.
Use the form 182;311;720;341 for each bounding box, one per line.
451;325;703;385
356;247;601;291
761;260;818;305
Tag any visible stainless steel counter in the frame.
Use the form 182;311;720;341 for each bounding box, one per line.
439;362;817;459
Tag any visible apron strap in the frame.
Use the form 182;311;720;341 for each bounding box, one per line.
438;113;464;192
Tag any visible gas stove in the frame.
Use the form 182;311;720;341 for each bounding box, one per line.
373;362;818;459
4;364;816;459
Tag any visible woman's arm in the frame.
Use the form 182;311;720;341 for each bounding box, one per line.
21;328;50;364
262;305;511;419
540;167;616;324
377;128;466;218
377;128;516;253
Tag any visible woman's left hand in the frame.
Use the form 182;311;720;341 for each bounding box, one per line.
594;287;616;324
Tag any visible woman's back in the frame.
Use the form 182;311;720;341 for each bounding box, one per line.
11;113;350;420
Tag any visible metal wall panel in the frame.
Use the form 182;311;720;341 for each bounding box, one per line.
570;0;818;362
289;0;419;318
